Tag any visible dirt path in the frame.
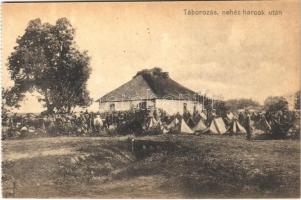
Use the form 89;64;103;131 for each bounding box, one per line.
2;136;131;161
3;137;95;161
3;147;75;161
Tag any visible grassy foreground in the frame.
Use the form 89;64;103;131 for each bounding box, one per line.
2;134;300;198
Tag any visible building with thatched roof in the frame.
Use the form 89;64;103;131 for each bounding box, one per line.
97;68;203;115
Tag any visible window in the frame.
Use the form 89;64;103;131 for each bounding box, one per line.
110;103;115;111
139;101;147;110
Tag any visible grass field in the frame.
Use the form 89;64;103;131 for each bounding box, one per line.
2;134;300;198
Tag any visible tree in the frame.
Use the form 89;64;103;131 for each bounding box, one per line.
263;96;294;139
264;96;288;113
2;87;24;109
214;100;229;117
2;87;24;124
7;18;91;113
225;98;260;111
295;91;300;110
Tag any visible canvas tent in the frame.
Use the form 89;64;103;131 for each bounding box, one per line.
209;117;227;134
167;117;180;129
227;119;247;134
186;117;195;128
192;119;207;133
180;119;194;134
143;116;163;134
200;112;207;121
166;117;194;134
145;117;158;130
258;115;272;132
155;118;168;133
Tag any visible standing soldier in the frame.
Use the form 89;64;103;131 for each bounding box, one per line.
245;110;253;141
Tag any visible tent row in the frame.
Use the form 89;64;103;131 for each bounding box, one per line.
144;115;248;135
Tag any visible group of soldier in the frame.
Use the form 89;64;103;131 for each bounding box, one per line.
3;111;106;138
2;107;299;140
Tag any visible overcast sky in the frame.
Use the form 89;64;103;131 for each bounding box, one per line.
2;1;300;112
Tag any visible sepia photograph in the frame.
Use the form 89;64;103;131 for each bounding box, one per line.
1;0;300;198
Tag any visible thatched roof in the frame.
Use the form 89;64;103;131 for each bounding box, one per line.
99;68;198;102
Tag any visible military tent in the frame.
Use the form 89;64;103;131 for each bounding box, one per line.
144;117;158;130
227;119;247;134
165;117;194;134
200;112;207;121
258;115;272;132
143;116;163;134
156;118;166;129
186;117;195;128
209;117;227;134
192;119;207;133
180;119;194;134
167;117;180;130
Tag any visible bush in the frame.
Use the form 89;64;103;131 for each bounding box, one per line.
264;96;289;113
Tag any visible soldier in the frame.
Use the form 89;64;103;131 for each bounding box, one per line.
245;110;253;141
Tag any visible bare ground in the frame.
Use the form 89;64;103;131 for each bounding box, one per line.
2;134;300;198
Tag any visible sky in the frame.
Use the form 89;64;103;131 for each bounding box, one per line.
2;1;300;112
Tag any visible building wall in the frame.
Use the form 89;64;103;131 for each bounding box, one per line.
156;99;202;115
99;100;155;112
99;99;202;115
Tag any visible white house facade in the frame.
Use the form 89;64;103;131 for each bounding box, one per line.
99;99;203;115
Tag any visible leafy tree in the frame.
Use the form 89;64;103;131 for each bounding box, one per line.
214;100;229;117
2;87;23;124
295;91;300;110
264;96;288;113
2;88;9;122
203;97;212;111
225;98;260;111
7;18;91;113
2;87;24;109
